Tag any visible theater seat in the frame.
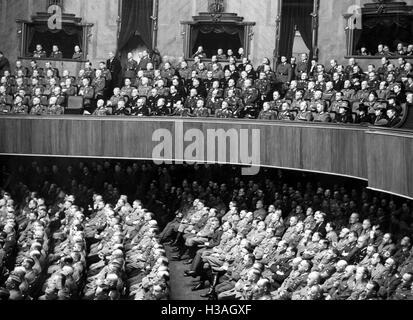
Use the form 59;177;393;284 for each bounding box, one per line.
40;95;49;106
66;96;84;114
393;103;407;128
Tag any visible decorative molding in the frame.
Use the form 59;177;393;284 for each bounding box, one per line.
152;0;159;49
208;0;225;14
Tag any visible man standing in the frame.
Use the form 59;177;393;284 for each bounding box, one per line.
276;56;292;90
295;53;309;79
107;52;122;91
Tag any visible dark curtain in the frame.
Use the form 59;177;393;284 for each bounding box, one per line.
356;14;413;53
279;0;314;60
27;23;83;58
279;2;296;59
118;0;153;52
191;24;243;56
190;29;200;56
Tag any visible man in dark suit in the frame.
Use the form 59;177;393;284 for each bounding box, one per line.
0;51;10;76
386;107;401;128
106;52;122;90
312;211;327;238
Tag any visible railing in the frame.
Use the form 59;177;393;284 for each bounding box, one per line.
0;116;412;199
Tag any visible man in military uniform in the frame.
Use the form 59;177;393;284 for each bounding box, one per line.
216;48;226;61
278;102;293;121
329;89;345;113
177;61;192;81
203;71;216;92
257;102;276;120
91;69;107;100
107;87;124;108
295;101;313;122
120;78;133;98
323;81;336;102
290;90;304;111
340;79;355;102
308;90;324;112
124;52;138;81
205;89;223;116
153;97;171;116
172;100;191;117
13;60;28;78
377;258;402;299
147;88;161;112
160;62;176;85
33;44;47;59
166;85;184;108
236;71;248;89
211;63;224;80
46;96;64;115
238;79;259;118
78;78;95;111
255;72;272;105
296;72;309;91
131;97;151;117
155;79;170;99
295;53;309;79
92;99;112;116
43;77;58;97
83;62;95;80
353;80;370;103
137;77;152;98
50;45;63;59
313;101;332;122
183;88;199;114
215;100;234;118
98;61;112;84
62;78;77;97
10;95;28;114
390;272;413;300
192;46;206;59
291;272;321;300
191;99;209;118
48;86;65;107
272;259;310;300
268;90;283;112
0;85;12;114
27;60;42;78
224;79;241;98
276;56;293;87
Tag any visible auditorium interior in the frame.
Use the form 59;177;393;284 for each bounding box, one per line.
1;0;413;301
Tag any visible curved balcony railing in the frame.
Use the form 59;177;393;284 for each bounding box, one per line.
0;116;412;199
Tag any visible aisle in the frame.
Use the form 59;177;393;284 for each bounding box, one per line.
165;245;210;300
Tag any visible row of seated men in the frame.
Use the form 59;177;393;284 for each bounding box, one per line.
2;159;413;300
0;54;411;124
0;188;170;300
159;197;413;300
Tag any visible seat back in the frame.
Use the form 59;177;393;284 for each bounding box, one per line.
66;96;84;114
393;103;408;128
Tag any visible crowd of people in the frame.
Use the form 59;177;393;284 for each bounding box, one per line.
1;159;413;300
0;45;412;127
0;160;172;300
357;43;413;57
